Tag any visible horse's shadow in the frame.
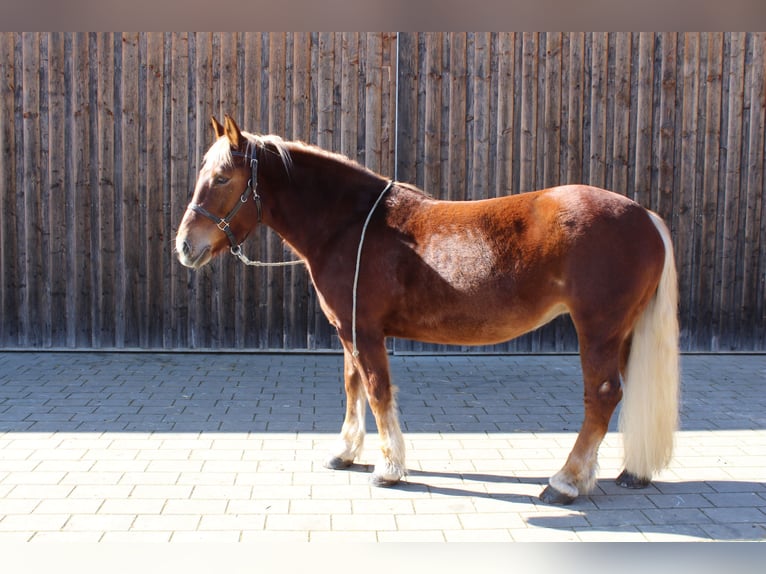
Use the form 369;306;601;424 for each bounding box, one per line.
337;465;766;541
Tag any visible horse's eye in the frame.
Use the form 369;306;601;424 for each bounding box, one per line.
214;175;229;185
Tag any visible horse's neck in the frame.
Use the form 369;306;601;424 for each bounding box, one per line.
264;156;389;260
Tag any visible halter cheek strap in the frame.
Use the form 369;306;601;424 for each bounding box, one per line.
189;151;261;253
189;149;302;268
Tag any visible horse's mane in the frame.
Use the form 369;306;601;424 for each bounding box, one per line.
203;132;293;172
204;131;387;186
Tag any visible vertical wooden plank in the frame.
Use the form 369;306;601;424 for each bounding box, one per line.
159;33;173;349
588;32;608;189
495;32;515;197
340;32;359;160
38;34;52;347
143;32;164;348
566;32;584;185
718;33;746;350
170;32;190;349
656;33;678;220
45;33;66;347
120;32;140;347
69;33;92;347
365;33;383;174
519;32;538;194
612;33;632;195
423;32;442;196
84;33;100;349
317;32;334;150
447;32;467;201
1;33;19;345
543;32;562;189
97;33;116;348
471;32;491;200
676;33;699;350
743;33;765;349
381;32;397;179
633;32;655;209
695;32;723;351
21;32;43;346
395;33;418;186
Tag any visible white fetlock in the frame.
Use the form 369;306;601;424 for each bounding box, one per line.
324;436;363;469
370;459;406;487
549;470;580;499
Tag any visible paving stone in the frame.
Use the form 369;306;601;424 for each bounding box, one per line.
0;352;764;541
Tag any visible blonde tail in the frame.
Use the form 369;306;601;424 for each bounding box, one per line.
619;212;680;480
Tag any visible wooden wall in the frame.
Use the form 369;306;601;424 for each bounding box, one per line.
1;32;764;352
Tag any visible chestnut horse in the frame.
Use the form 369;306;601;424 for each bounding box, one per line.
176;115;680;505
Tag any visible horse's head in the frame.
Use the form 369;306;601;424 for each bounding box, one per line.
176;115;261;269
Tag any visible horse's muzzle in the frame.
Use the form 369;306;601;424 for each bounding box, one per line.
176;235;212;269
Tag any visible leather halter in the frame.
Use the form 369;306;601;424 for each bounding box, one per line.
189;150;261;254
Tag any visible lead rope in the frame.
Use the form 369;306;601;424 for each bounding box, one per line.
231;244;304;267
351;180;394;358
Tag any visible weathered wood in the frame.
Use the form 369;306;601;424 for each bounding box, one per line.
365;33;383;175
0;34;18;344
695;32;724;351
633;32;654;209
743;34;766;349
718;33;746;350
144;32;164;348
588;32;608;189
495;32;515;198
471;32;491;200
677;33;700;350
1;32;765;352
423;32;442;196
520;32;538;193
543;32;562;189
612;33;632;195
657;33;678;220
566;32;584;186
72;33;92;347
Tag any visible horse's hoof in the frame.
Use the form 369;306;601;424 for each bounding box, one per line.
539;485;576;505
370;474;401;488
615;469;651;489
324;456;353;470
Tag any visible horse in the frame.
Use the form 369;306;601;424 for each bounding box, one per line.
175;114;680;505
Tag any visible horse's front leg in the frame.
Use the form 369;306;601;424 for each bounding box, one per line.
337;335;406;486
324;347;367;469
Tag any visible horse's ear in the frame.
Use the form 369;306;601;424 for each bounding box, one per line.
211;116;225;139
223;114;245;150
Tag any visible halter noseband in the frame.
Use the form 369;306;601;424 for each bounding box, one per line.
189;150;262;255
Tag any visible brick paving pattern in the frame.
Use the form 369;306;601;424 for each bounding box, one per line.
0;352;764;541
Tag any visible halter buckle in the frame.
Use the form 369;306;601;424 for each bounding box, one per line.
217;219;230;231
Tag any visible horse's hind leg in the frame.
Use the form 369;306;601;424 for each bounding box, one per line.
540;337;624;505
325;347;367;469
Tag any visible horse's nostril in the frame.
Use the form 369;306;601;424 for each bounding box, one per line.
181;239;191;256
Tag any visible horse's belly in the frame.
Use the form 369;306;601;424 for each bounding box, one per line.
389;300;568;347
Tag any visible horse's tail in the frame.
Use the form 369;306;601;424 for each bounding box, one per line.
619;211;680;480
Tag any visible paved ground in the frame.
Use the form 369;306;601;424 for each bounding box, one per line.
0;351;764;542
